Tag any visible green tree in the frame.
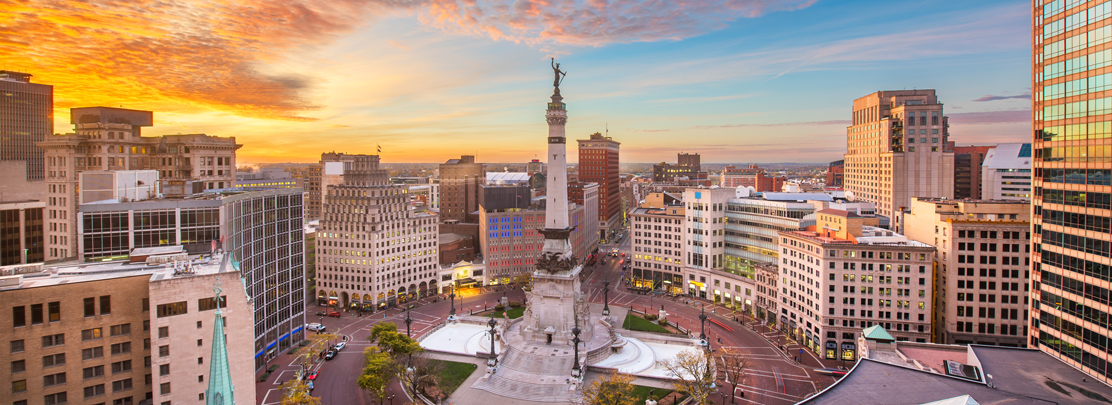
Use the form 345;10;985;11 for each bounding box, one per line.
357;348;398;405
577;371;637;405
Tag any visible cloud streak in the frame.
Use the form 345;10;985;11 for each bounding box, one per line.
948;110;1030;124
973;94;1031;102
421;0;818;46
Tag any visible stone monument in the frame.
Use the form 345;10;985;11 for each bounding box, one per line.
520;58;593;345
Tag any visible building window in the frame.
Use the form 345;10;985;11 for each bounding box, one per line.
42;334;64;348
99;296;111;315
160;382;171;395
84;298;96;317
82;328;103;341
48;301;60;322
13;306;25;327
158;327;169;339
83;384;106;398
43;353;65;368
43;372;66;387
12;379;27;393
82;347;104;360
83;365;104;379
12;359;26;373
44;392;67;405
112;378;132;392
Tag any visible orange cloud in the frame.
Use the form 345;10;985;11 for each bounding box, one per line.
0;0;399;121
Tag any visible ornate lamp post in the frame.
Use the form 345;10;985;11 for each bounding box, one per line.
602;280;611;317
405;307;412;337
571;322;582;377
448;285;456;320
699;304;708;349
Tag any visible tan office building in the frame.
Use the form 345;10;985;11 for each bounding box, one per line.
1;254;254;405
36;107;240;262
844;90;954;225
902;198;1031;346
779;209;935;362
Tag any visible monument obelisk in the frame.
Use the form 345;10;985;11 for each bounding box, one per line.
521;59;592;345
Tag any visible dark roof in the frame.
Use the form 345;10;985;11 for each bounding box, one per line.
803;347;1112;405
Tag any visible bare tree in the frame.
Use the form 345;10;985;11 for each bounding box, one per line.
397;352;445;399
718;347;751;404
575;371;637;405
657;349;716;405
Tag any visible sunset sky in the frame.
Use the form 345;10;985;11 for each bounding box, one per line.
1;0;1030;164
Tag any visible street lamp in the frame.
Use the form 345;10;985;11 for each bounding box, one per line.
602;280;610;317
405;307;412;337
699;304;708;348
449;285;456;320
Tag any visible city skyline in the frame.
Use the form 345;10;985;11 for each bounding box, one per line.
2;0;1029;164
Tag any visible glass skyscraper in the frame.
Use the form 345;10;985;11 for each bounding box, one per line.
1032;0;1112;383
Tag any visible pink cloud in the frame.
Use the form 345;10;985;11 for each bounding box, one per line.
421;0;818;46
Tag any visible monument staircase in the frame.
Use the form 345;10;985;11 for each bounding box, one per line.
472;345;577;402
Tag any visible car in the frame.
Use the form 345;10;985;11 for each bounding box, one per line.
324;350;337;360
334;342;346;351
306;323;326;332
307;381;314;392
315;311;327;317
327;311;341;317
621;253;626;257
307;372;318;381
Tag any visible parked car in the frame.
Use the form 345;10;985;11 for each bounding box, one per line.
315;311;327;317
324;350;337;360
327;311;341;317
334;342;346;351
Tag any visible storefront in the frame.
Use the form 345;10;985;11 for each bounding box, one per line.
825;341;838;359
841;342;856;361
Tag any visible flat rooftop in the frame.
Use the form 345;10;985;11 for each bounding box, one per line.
5;253;233;291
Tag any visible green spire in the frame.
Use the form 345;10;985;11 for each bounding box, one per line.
206;277;234;405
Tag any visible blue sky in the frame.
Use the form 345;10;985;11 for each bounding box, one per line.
4;0;1031;163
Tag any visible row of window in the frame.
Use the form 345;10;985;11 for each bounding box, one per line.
1039;167;1112;185
1038;121;1112;142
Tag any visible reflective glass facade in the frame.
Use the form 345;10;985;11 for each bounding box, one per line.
1033;0;1112;384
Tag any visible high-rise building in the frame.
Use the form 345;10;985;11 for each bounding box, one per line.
952;145;994;199
902;198;1031;346
1032;1;1112;384
0;200;44;265
439;155;485;223
779;209;935;361
37;107;240;262
0;70;51;181
844;90;955;225
826;160;845;189
315;155;439;311
981;143;1032;201
308;152;366;220
77;189;306;369
578;132;621;240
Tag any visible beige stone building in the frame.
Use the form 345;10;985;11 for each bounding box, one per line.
630;194;685;294
36;107;240;262
779;209;935;362
315;155;440;311
901;198;1031;346
844;90;955;225
0;253;254;405
754;262;779;325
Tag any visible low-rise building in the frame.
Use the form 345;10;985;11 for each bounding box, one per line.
780;209;935;362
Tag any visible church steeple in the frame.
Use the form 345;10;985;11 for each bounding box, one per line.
206;277;234;405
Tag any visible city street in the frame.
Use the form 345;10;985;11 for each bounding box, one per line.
258;236;841;405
